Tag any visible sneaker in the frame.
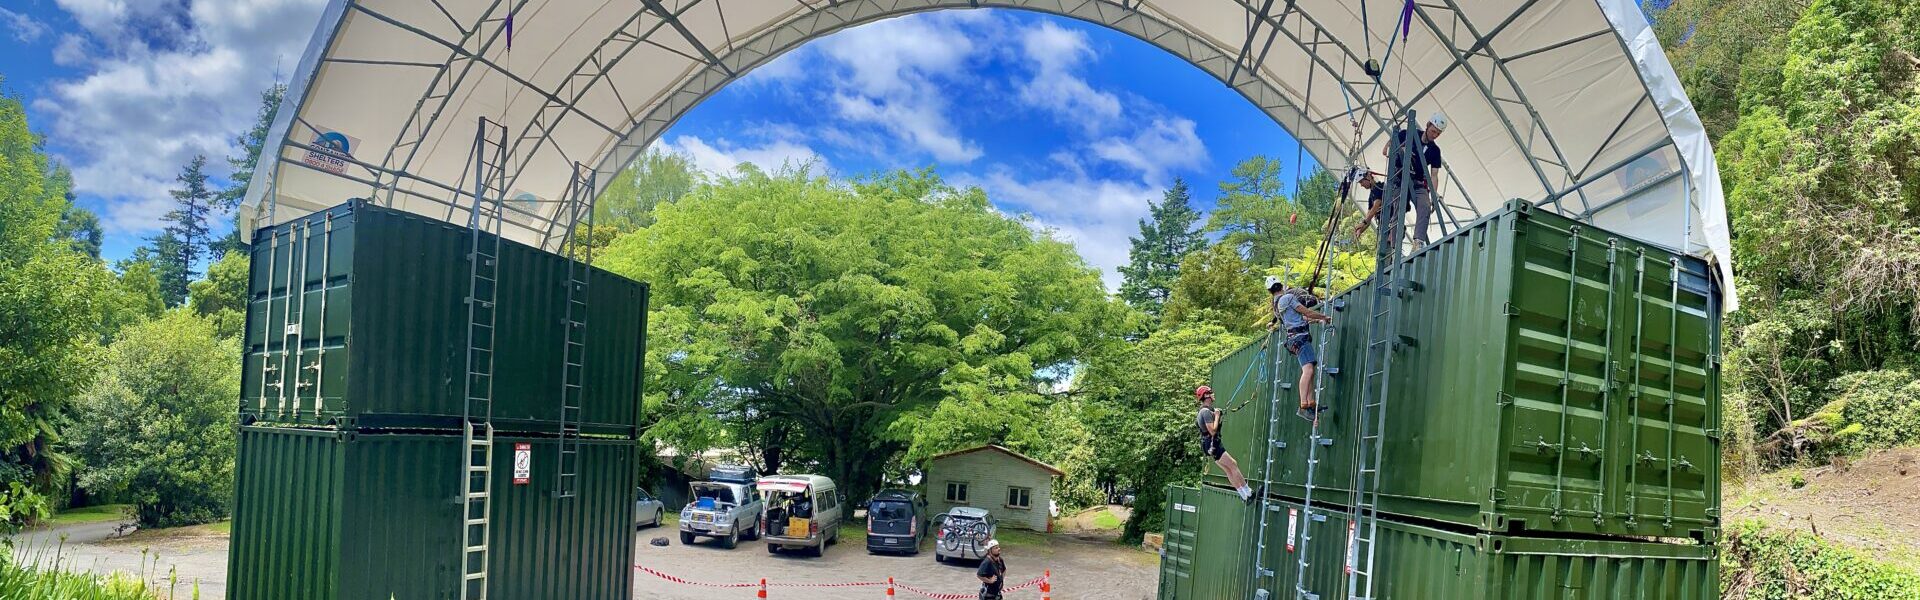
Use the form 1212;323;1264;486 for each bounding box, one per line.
1242;490;1256;505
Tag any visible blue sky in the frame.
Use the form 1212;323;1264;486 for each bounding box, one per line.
1;2;1312;287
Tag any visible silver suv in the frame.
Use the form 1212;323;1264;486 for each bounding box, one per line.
932;507;996;563
678;480;762;549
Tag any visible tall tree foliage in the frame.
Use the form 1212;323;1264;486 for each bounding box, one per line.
57;203;102;260
157;155;215;305
0;92;111;524
213;83;287;256
1119;178;1205;317
1205;156;1328;268
594;149;699;232
1661;0;1920;467
598;169;1118;501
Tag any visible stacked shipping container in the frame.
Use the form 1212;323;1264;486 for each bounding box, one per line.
228;201;646;600
1167;202;1723;598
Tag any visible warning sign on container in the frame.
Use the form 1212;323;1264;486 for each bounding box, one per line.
1286;509;1298;552
1344;521;1357;574
513;443;531;485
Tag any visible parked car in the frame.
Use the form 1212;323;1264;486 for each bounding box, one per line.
864;489;928;555
635;487;665;528
932;507;997;564
679;480;762;549
758;475;843;557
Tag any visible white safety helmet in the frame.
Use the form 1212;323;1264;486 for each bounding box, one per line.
1427;112;1449;132
1265;275;1285;292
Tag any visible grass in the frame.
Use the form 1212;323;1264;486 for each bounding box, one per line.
43;504;133;527
0;544;176;600
1090;511;1123;530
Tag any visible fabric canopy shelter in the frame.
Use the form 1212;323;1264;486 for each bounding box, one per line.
240;0;1736;309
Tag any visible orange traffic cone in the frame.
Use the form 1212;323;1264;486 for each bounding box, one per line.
758;577;768;599
1042;569;1052;600
887;576;896;597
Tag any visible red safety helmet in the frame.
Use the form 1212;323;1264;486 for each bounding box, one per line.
1195;385;1213;401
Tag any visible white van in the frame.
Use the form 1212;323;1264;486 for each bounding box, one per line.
756;475;843;556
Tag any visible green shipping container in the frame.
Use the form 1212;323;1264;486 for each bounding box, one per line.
1207;202;1721;539
1160;484;1718;600
227;427;636;600
241;201;648;436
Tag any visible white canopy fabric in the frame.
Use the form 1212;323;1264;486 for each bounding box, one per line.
241;0;1736;309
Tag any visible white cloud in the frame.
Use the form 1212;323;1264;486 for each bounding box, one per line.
1014;21;1121;133
954;169;1161;291
798;13;986;164
655;135;831;177
1089;117;1209;185
35;0;326;235
1;8;50;42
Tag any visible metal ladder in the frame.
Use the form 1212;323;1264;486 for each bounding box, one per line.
552;163;596;499
1286;317;1344;599
459;117;508;600
1342;110;1425;600
1250;328;1284;598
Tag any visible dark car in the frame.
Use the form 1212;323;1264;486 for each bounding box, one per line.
864;489;928;555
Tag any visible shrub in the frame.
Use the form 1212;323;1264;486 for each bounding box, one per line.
1722;520;1920;600
66;311;239;528
0;554;157;600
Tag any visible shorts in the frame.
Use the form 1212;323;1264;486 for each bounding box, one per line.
1200;436;1227;460
1286;333;1318;366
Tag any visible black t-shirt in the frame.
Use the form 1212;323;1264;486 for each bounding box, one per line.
977;556;1006;595
1386;127;1443;186
1196;407;1218;440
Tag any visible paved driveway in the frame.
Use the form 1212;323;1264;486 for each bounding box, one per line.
632;524;1159;600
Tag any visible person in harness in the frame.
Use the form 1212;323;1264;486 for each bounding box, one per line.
976;539;1007;599
1377;112;1448;249
1268;276;1334;420
1195;385;1258;504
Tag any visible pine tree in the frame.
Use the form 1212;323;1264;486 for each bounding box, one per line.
158;155;215;306
1118;178;1204;316
213;83;286;256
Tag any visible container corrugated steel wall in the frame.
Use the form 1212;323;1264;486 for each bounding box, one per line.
1161;485;1718;600
1207;202;1721;539
240;201;648;435
228;427;636;600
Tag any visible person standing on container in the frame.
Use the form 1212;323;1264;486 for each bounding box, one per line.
976;539;1007;600
1379;112;1448;248
1269;277;1334;420
1195;386;1258;504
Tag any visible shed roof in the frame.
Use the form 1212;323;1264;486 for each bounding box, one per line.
240;0;1736;310
929;444;1066;478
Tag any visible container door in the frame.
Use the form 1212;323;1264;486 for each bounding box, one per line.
1619;252;1721;539
1158;486;1200;600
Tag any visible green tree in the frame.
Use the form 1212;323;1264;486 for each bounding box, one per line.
597;169;1118;501
1162;243;1266;333
161;154;215;295
149;230;191;308
189;253;250;339
104;250;169;335
1206;156;1321;268
57;203;103;260
594;149;699;232
68;310;239;528
213;83;286;256
1077;320;1244;543
0;91;112;525
1118;178;1205;318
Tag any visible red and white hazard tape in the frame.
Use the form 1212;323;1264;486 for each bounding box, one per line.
636;565;1048;598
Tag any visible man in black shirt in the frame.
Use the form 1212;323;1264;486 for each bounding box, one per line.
1379;112;1448;247
976;540;1006;599
1196;386;1257;504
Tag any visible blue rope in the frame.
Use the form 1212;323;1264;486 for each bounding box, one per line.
1220;335;1275;413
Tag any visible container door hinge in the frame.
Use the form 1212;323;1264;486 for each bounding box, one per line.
1490;488;1508;502
1705;428;1721;440
1494;391;1514;406
1501;302;1520;317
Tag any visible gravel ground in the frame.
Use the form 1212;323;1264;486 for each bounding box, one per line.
632;522;1159;600
7;518;1158;600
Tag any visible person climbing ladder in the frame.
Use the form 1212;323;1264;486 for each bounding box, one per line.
1267;277;1334;420
1195;386;1259;504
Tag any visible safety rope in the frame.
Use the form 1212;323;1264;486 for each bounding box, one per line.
1219;342;1273;414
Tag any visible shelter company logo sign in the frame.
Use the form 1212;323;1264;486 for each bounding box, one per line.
513;443;532;485
302;129;359;175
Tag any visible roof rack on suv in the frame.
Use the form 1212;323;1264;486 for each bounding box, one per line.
707;465;756;483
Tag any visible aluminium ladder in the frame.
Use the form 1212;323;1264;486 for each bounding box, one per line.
1340;110;1426;600
459;117;509;600
552;163;596;499
1259;286;1341;600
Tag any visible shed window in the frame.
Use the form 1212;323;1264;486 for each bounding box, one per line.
946;482;969;504
1006;487;1032;510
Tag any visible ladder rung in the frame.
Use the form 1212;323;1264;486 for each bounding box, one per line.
465;545;489;553
467;518;488;526
469;465;490;472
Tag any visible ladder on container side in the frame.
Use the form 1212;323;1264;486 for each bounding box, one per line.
1339;110;1426;600
1253;286;1342;600
460;117;509;600
552;163;596;500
